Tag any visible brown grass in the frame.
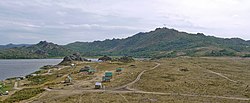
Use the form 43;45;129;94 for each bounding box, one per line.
134;57;250;98
36;92;246;103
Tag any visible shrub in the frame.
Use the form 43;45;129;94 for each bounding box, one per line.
118;56;135;63
4;88;45;103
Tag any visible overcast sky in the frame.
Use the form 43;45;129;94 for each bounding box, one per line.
0;0;249;45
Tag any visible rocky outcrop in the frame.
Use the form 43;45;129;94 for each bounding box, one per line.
98;55;112;61
59;53;89;65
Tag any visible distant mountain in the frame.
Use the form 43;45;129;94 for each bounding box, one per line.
0;41;73;59
1;28;250;59
65;28;250;58
0;43;31;49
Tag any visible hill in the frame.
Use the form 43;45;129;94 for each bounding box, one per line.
0;43;31;49
65;28;250;58
1;28;250;59
0;41;72;59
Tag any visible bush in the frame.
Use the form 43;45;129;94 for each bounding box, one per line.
206;49;236;56
118;56;135;63
27;75;57;85
242;54;250;57
152;51;177;59
3;88;45;103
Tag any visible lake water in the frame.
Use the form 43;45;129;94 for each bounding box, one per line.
0;59;62;80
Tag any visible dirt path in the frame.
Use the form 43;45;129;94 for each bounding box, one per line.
207;70;237;83
114;63;160;90
119;93;129;103
13;82;21;90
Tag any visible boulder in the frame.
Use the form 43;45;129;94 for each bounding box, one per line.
98;55;112;61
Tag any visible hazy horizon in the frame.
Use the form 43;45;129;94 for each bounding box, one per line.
0;0;250;45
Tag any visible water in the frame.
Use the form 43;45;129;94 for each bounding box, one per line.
0;59;62;80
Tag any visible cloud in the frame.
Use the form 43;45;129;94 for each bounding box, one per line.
0;0;249;44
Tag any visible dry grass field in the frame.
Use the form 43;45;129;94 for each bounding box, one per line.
134;57;250;98
1;57;250;103
34;92;246;103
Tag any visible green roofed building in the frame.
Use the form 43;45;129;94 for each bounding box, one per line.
88;69;96;74
105;72;113;78
79;66;96;74
116;68;124;72
102;76;111;82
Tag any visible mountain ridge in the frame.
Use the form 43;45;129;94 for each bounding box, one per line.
65;28;250;58
0;43;31;49
0;41;72;59
1;27;250;59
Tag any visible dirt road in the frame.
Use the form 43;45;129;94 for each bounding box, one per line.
114;62;161;90
207;70;237;83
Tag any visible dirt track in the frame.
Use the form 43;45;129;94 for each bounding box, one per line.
207;70;238;83
114;62;160;90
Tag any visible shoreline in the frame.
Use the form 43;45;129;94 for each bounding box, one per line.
0;59;63;81
0;58;101;81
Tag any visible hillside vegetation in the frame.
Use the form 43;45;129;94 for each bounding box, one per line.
1;28;250;59
65;28;250;58
0;41;72;59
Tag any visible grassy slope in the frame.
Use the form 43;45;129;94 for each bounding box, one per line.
0;41;72;59
134;57;250;97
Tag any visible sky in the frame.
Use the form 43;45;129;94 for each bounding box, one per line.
0;0;250;45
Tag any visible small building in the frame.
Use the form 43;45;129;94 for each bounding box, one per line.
64;75;72;83
71;63;76;68
79;66;96;74
102;76;111;82
116;68;124;72
105;72;113;78
79;68;89;72
88;69;96;75
95;82;102;89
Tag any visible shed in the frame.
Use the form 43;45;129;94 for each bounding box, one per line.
102;76;111;82
95;82;102;89
65;75;72;83
88;69;96;74
79;68;89;72
79;66;96;74
116;68;124;72
105;72;113;78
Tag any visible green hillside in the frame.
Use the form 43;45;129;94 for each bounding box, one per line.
0;41;72;59
65;28;250;58
1;28;250;59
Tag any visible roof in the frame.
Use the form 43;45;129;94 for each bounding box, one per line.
102;76;111;80
80;67;96;72
105;72;113;76
95;82;102;85
84;65;91;68
88;69;96;72
116;68;124;70
80;68;89;72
